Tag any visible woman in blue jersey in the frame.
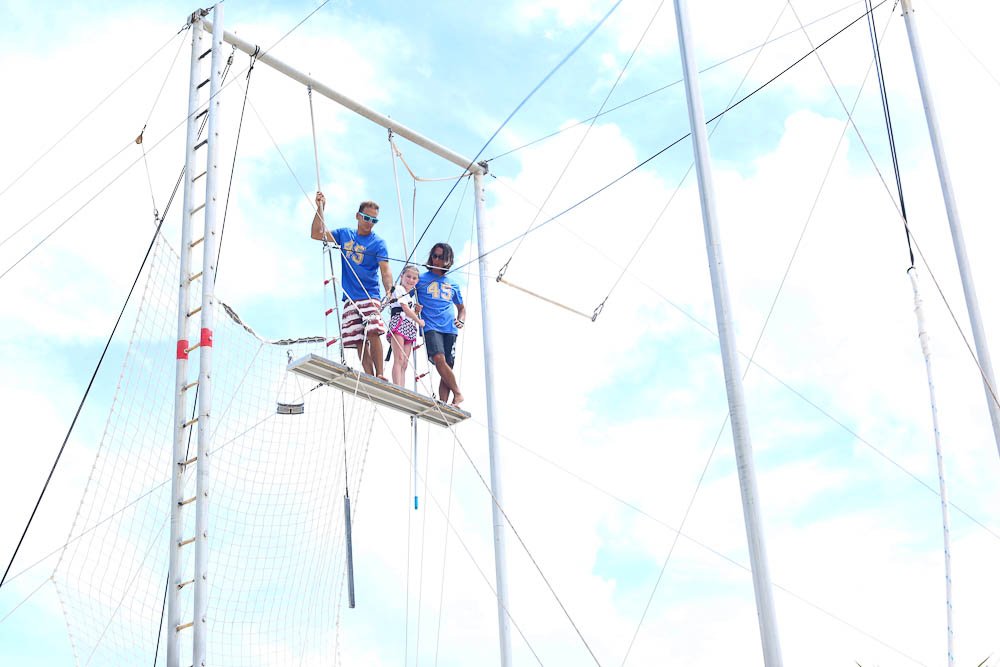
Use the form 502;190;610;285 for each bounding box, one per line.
311;192;393;379
417;242;466;406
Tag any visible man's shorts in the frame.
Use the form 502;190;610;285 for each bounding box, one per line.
424;330;457;368
341;298;387;348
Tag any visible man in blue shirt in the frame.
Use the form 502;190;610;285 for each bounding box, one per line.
417;242;466;405
311;192;393;379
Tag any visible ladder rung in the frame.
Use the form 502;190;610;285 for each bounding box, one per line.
199;48;212;60
192;170;207;182
187;306;202;318
190;237;204;248
179;496;197;506
195;109;209;120
196;78;210;90
194;139;208;150
188;271;203;283
176;621;194;631
178;537;196;547
190;203;206;216
180;456;198;466
182;380;198;391
183;417;199;428
178;579;195;589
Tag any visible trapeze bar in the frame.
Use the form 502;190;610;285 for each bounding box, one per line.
201;19;485;175
287;353;470;428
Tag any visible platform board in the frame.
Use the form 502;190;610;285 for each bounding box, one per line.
287;353;470;428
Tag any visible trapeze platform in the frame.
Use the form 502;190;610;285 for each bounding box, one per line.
287;353;471;428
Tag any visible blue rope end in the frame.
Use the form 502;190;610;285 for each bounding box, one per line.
414;496;419;510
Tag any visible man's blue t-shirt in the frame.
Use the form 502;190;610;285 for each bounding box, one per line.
417;271;463;334
330;227;388;302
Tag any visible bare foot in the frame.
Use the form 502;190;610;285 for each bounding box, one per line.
376;375;388;382
451;393;464;407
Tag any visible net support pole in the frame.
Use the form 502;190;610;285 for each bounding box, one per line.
192;4;224;665
900;0;1000;459
167;13;207;667
671;1;784;665
473;171;513;667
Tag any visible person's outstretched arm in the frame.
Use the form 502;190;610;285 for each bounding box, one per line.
311;191;333;241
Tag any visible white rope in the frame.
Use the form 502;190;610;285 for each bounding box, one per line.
389;132;412;261
364;401;546;666
390;136;471;182
908;268;955;667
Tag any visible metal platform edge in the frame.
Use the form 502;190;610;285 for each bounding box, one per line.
287;353;470;428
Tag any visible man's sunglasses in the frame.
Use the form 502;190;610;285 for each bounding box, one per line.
431;252;446;260
359;212;379;224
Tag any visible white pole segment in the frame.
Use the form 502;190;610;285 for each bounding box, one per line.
168;14;206;667
473;172;513;667
908;268;955;667
900;0;1000;459
201;19;484;175
671;2;784;665
193;4;224;664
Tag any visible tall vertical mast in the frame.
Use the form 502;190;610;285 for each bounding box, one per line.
169;6;224;667
193;4;224;665
670;1;784;664
473;170;514;667
900;0;1000;458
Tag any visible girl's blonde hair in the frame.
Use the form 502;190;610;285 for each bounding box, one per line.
400;264;420;280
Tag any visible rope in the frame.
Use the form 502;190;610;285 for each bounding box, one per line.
865;0;913;265
137;27;192;221
396;0;625;278
365;402;546;666
215;45;250;278
596;1;791;320
626;8;908;654
909;268;955;667
433;227;475;666
0;42;231;284
390;136;470;182
447;0;890;279
921;0;1000;90
480;422;929;666
0;138;134;254
308;84;322;193
790;0;1000;410
0;25;189;202
483;0;865;163
497;0;668;282
0;211;169;589
388;131;412;260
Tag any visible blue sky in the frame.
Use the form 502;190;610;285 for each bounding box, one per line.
1;0;999;665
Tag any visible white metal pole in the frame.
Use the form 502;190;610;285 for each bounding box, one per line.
168;14;206;667
908;268;955;666
900;0;1000;459
473;171;513;667
671;2;784;665
193;4;224;665
202;20;483;175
